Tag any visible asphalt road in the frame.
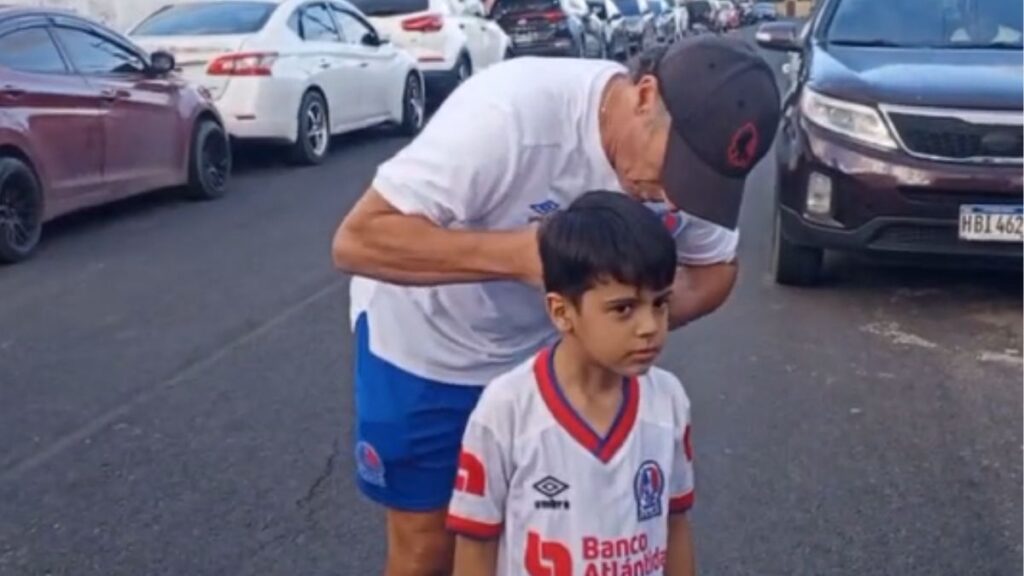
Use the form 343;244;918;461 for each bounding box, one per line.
1;33;1021;576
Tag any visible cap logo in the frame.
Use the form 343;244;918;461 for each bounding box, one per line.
726;122;759;170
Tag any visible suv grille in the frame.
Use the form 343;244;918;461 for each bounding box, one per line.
885;110;1023;163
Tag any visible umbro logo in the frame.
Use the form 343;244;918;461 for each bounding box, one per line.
533;475;570;511
527;200;561;223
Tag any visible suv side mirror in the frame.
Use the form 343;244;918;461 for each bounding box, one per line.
149;50;176;75
755;21;800;51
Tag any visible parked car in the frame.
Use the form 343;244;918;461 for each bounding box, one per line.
750;1;777;21
683;0;716;32
491;0;602;58
756;0;1023;285
588;0;631;60
611;0;655;55
645;0;677;44
353;0;510;100
131;0;425;166
0;6;230;263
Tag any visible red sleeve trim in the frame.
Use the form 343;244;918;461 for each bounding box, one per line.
446;513;503;540
669;491;694;514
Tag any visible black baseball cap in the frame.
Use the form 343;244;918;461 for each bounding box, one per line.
655;35;781;230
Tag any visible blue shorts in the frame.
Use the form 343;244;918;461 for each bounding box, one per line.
353;314;484;511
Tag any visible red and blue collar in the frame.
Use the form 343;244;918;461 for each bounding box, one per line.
534;345;640;464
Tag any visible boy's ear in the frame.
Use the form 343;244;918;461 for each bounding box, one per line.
545;293;573;333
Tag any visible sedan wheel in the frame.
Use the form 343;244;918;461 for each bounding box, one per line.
290;91;331;166
0;157;42;264
399;73;426;136
185;119;231;201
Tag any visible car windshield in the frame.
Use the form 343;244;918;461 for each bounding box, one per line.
348;0;429;17
825;0;1023;49
614;0;643;15
132;2;276;36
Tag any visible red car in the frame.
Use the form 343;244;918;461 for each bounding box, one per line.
0;7;231;263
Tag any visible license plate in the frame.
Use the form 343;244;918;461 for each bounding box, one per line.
514;32;538;44
958;204;1024;243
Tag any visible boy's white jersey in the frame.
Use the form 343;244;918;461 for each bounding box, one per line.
447;346;695;576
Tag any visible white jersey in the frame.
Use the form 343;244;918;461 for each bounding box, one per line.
351;56;739;385
447;346;695;576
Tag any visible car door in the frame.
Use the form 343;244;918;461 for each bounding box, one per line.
50;20;182;199
329;5;396;123
294;2;361;128
0;20;105;213
446;0;494;68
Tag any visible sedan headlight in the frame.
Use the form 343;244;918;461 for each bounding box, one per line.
800;88;897;150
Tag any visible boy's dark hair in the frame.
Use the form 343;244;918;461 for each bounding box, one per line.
538;191;677;302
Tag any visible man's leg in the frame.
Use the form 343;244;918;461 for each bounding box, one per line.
352;314;483;576
384;508;454;576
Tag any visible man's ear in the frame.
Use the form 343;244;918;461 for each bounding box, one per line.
634;74;662;115
546;293;574;333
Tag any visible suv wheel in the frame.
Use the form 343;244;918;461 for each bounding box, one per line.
771;209;824;286
0;157;43;264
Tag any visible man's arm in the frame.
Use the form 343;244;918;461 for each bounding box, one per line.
668;261;738;329
453;536;499;576
665;513;697;576
332;189;541;286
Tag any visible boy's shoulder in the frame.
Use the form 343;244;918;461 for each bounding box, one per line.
640;365;691;417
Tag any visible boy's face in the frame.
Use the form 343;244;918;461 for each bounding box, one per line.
547;278;672;377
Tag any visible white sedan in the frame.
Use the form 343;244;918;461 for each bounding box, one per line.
131;0;426;165
352;0;510;101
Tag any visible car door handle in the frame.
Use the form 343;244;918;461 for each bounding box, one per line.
100;89;129;101
0;84;25;98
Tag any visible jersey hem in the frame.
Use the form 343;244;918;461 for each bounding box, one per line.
669;491;695;513
446;513;503;540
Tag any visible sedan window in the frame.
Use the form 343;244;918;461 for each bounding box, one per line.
53;27;147;75
132;2;276;36
331;7;375;45
0;27;68;74
301;4;343;41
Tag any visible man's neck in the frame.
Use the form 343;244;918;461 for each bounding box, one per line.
598;74;629;174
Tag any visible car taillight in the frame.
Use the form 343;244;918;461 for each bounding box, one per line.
543;10;566;22
207;52;278;76
402;13;444;32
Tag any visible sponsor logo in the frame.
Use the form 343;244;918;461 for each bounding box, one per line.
533;475;571;510
581;533;668;576
526;531;573;576
454;450;487;496
355;441;385;487
633;460;664;521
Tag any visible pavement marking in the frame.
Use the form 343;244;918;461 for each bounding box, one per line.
0;279;347;485
861;321;939;349
977;351;1024;367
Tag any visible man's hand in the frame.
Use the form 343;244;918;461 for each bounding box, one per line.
667;262;738;329
333;188;542;287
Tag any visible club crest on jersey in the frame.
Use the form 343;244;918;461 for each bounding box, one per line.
355;441;386;487
633;460;665;521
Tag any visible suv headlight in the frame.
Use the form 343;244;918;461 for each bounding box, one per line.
800;88;897;150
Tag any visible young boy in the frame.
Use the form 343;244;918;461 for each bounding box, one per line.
446;191;697;576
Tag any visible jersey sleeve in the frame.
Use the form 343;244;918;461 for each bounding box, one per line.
675;213;739;266
371;101;517;228
447;396;512;540
667;377;695;514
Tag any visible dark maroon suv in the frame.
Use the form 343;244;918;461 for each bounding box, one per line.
756;0;1022;285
